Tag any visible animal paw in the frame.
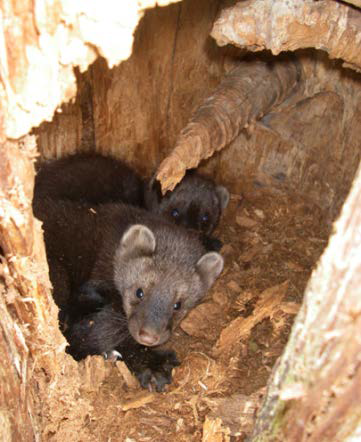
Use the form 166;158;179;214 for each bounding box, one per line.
135;350;180;392
201;235;223;252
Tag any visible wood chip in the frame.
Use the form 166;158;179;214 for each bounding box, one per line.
204;389;265;436
236;215;258;228
116;361;139;389
226;280;240;292
120;391;156;411
213;281;289;359
180;302;221;339
202;417;230;442
213;291;231;308
254;209;265;219
279;302;301;315
286;261;304;272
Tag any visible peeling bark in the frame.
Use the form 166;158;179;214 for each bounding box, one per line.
251;163;361;440
0;0;180;140
211;0;361;73
0;137;98;440
156;58;301;193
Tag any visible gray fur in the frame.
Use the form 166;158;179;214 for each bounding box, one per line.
34;197;224;349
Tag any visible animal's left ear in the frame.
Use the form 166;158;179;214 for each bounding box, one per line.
196;252;224;290
215;185;230;210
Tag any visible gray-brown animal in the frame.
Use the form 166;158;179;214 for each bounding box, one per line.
33;196;223;390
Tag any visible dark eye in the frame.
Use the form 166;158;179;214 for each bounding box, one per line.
201;214;209;223
135;288;144;299
171;208;180;218
173;301;182;311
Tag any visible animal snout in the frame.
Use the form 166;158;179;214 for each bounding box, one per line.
138;328;160;346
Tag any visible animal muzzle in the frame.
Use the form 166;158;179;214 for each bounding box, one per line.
129;314;172;347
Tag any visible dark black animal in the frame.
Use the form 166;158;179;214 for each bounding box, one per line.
35;153;143;206
144;170;229;242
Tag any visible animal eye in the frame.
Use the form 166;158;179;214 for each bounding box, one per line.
174;301;182;311
135;288;144;299
171;208;180;218
201;214;209;223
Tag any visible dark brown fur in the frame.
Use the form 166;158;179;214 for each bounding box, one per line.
35;153;143;206
144;170;229;236
35;155;229;249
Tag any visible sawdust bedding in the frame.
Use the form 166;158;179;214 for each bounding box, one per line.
74;185;330;442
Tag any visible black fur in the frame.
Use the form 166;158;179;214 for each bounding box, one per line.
35;153;144;206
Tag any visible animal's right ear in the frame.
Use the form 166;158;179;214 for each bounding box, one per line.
120;224;156;258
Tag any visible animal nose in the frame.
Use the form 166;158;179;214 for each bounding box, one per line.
138;328;159;346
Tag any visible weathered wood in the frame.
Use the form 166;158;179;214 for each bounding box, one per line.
0;137;95;440
156;58;302;193
251;162;361;440
0;0;180;141
211;0;361;73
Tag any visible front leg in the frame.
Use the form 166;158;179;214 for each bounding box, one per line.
112;339;180;392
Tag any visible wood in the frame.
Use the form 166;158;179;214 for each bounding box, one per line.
0;0;180;141
1;0;361;439
211;0;361;72
156;59;301;192
251;163;361;440
0;137;98;440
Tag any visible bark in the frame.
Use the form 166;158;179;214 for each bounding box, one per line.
251;162;361;440
0;0;180;141
156;58;302;193
211;0;361;73
0;138;108;440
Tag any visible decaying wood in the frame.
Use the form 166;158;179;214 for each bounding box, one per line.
204;389;265;438
341;0;361;8
0;137;97;440
212;281;289;360
252;164;361;441
0;0;180;141
202;416;230;442
116;360;139;389
120;391;157;411
211;0;361;72
0;137;62;373
156;59;301;193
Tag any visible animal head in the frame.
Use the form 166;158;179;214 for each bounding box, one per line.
145;171;229;235
113;224;223;347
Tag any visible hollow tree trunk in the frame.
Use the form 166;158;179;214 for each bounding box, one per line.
251;162;361;440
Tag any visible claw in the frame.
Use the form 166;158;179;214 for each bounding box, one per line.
103;349;123;362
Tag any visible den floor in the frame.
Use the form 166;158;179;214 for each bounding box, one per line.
76;185;330;442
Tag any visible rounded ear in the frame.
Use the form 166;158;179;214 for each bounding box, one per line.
120;224;156;257
196;252;224;290
215;185;230;210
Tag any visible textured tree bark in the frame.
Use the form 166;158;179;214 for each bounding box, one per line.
0;137;88;440
0;0;180;141
251;163;361;441
156;58;302;193
211;0;361;73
